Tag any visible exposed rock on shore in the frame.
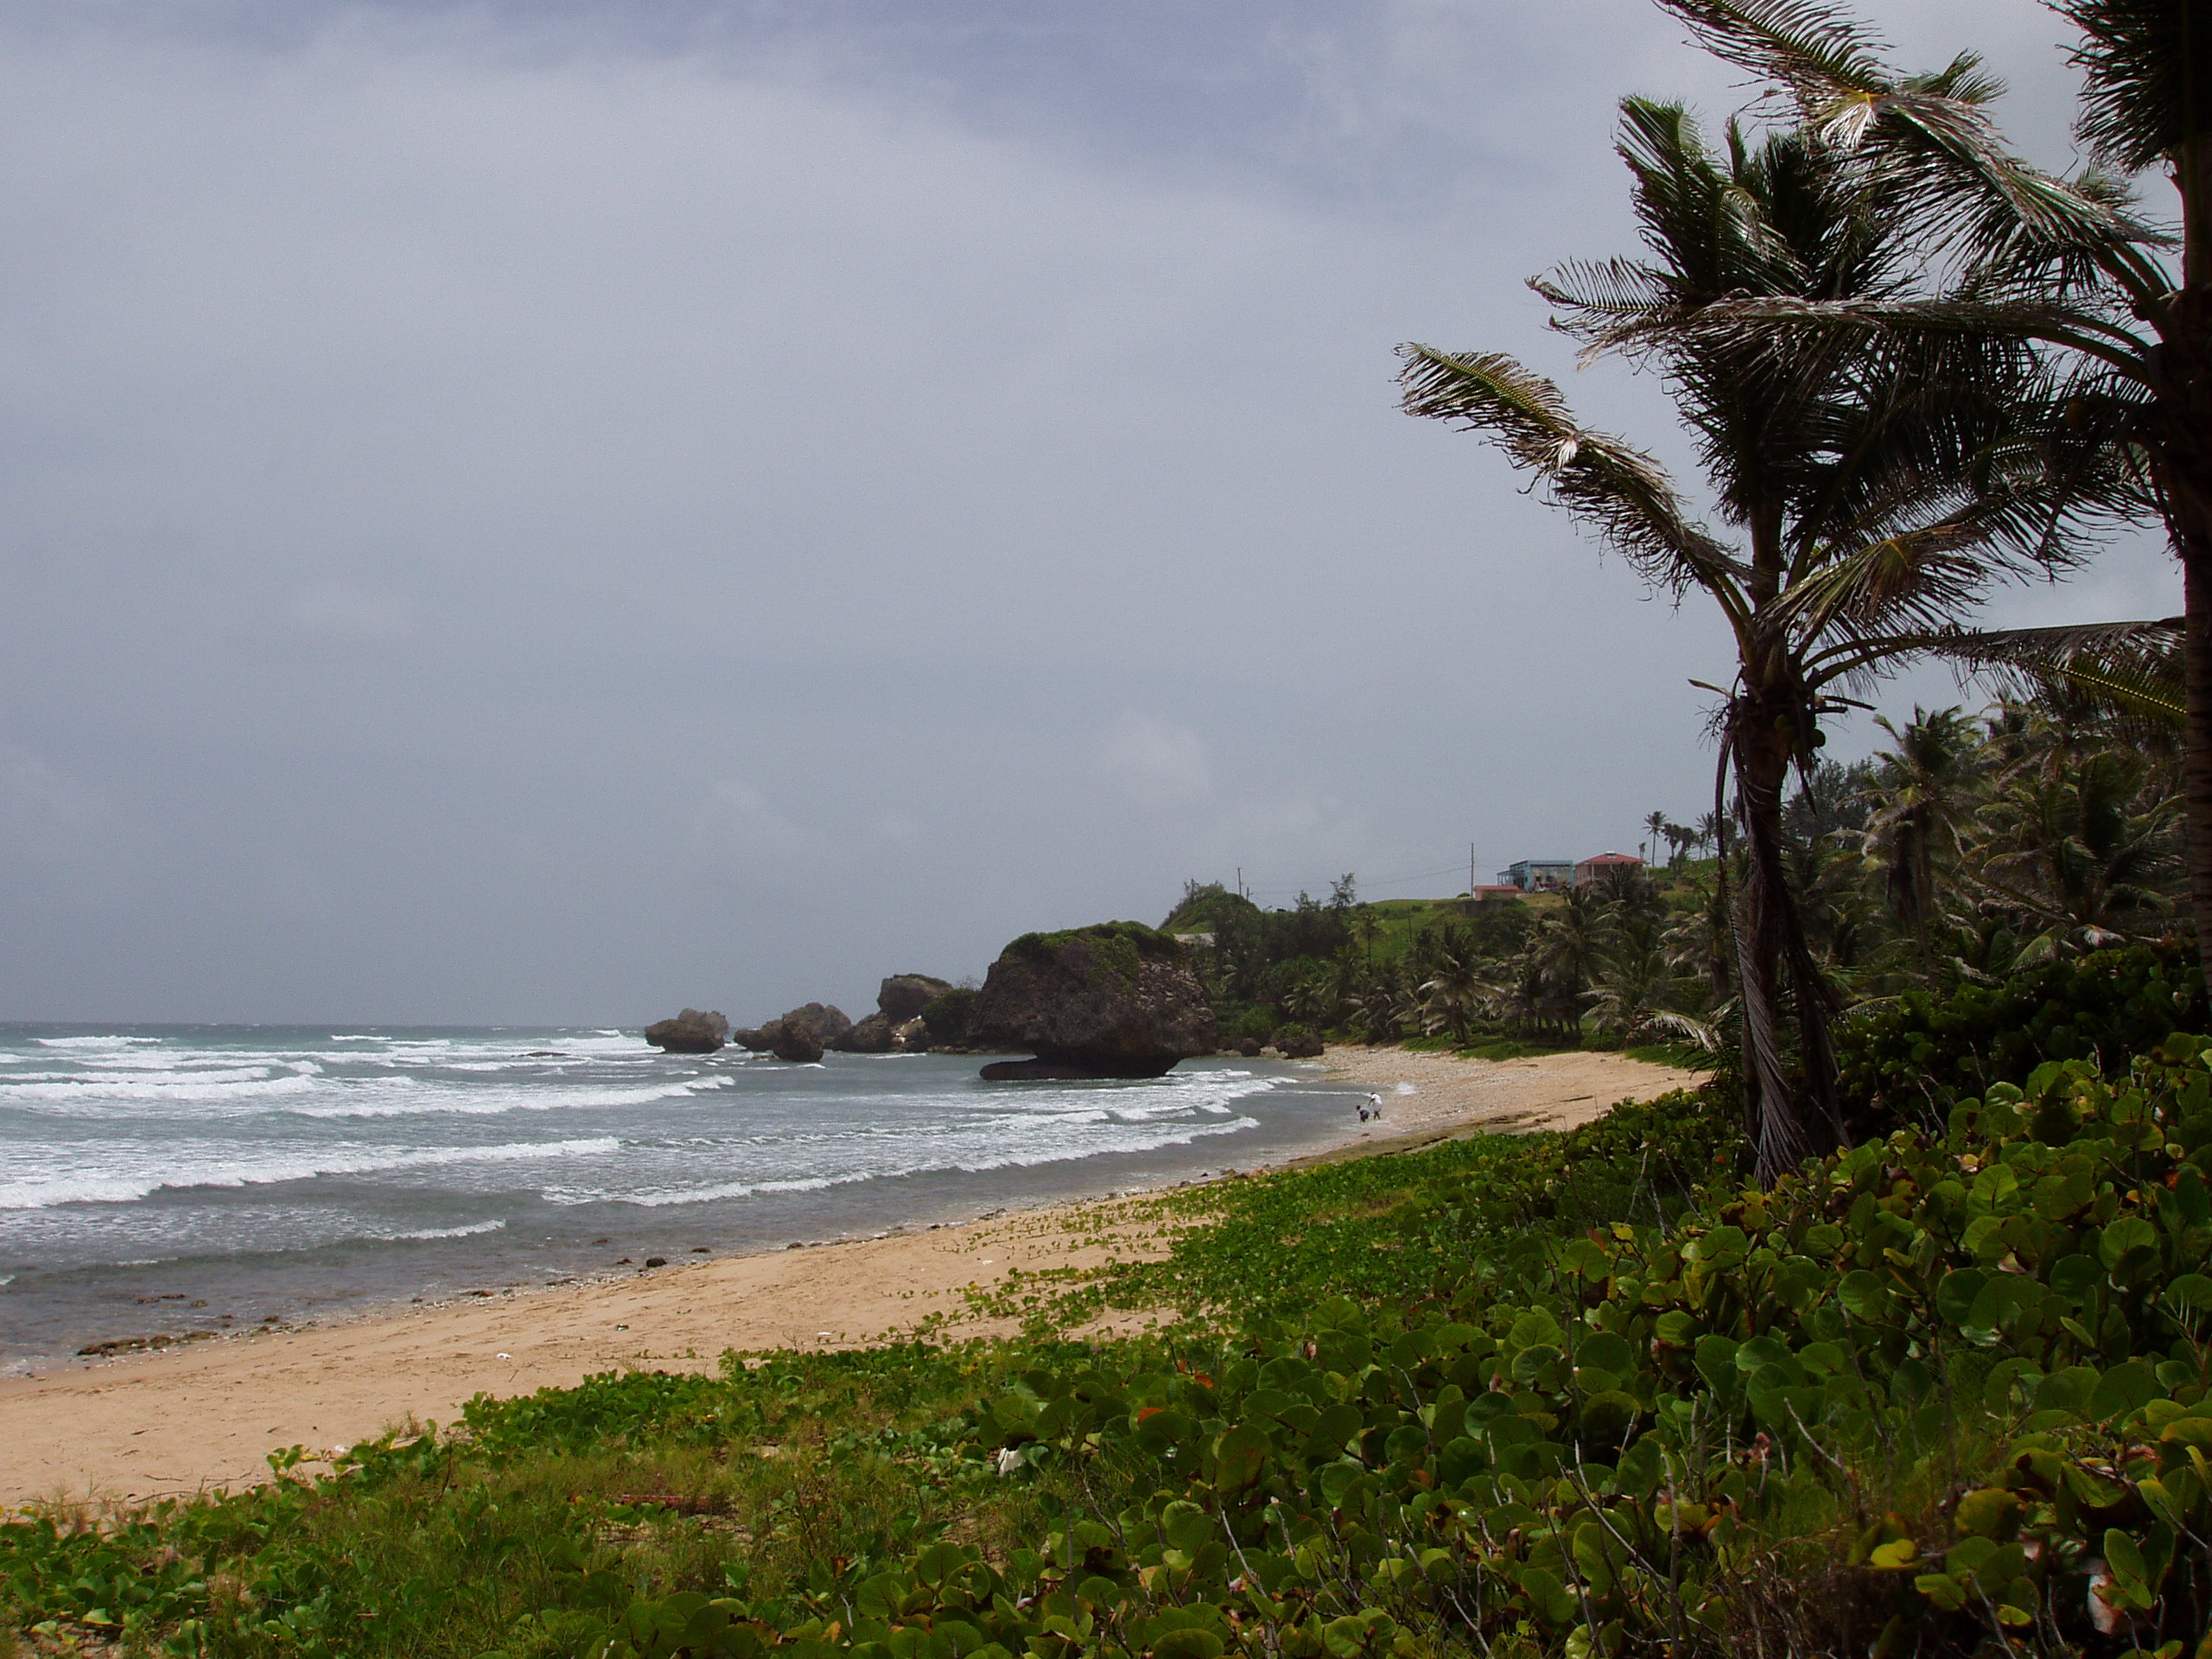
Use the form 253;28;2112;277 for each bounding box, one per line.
644;1009;729;1053
968;923;1216;1080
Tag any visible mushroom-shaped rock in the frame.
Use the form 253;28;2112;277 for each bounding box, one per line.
968;923;1216;1080
644;1009;730;1054
770;1020;825;1063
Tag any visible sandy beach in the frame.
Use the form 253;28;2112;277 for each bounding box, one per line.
0;1045;1701;1510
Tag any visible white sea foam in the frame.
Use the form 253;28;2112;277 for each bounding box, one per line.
289;1074;735;1120
0;1072;321;1105
30;1035;160;1047
0;1136;623;1211
386;1218;508;1242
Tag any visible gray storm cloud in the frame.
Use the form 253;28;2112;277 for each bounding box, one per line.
0;0;2177;1021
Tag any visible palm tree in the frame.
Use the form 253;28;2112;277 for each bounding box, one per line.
1860;706;1992;954
1400;93;2086;1179
1642;810;1670;866
1650;0;2212;945
1974;743;2182;961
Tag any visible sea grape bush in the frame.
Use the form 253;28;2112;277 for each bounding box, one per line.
591;1042;2212;1659
1834;944;2206;1132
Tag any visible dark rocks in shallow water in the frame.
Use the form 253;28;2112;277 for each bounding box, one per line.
830;1011;899;1053
877;974;954;1024
645;1009;729;1053
893;1016;930;1051
1236;1037;1263;1057
968;922;1216;1080
778;1003;851;1046
732;1027;775;1052
1274;1027;1324;1058
982;1055;1179;1081
770;1020;825;1063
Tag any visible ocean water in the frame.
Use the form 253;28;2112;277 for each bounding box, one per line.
0;1026;1362;1365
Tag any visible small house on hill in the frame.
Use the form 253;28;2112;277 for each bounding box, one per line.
1573;851;1643;887
1499;859;1573;893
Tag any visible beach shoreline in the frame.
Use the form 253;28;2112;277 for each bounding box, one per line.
0;1045;1701;1510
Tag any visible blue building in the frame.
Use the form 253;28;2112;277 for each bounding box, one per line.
1498;859;1573;893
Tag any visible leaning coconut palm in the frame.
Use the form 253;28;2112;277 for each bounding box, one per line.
1402;97;2092;1179
1649;0;2212;941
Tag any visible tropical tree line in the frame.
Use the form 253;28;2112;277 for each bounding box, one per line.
1398;0;2209;1179
1174;671;2183;1073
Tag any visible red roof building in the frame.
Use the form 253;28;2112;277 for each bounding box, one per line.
1573;852;1644;887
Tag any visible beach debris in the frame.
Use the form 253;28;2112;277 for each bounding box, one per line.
690;1245;710;1253
643;1256;668;1268
643;1008;729;1054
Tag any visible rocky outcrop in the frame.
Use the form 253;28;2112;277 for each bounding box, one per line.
1274;1027;1324;1058
829;977;952;1053
779;1003;852;1046
877;975;953;1024
771;1020;825;1063
644;1009;729;1054
967;923;1216;1080
830;1011;899;1053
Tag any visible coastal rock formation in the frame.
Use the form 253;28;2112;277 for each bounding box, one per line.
778;1003;853;1046
829;977;951;1052
967;923;1216;1080
1274;1028;1325;1059
877;975;953;1024
731;1026;774;1052
830;1012;898;1053
644;1009;729;1054
770;1020;825;1063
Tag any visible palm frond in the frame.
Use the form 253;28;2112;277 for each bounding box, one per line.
1396;345;1749;600
1918;616;2186;731
2061;0;2212;173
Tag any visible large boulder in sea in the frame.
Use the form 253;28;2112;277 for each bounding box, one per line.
779;1003;853;1046
645;1009;729;1053
877;974;953;1024
968;923;1217;1080
770;1020;825;1063
830;1012;898;1053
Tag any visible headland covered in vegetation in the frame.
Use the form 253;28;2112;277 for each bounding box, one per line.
13;0;2212;1653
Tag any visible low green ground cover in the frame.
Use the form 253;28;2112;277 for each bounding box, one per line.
11;1040;2212;1657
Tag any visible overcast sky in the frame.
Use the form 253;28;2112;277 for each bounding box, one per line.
0;0;2182;1024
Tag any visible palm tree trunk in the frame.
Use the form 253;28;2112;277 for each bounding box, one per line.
1733;707;1843;1182
2176;134;2212;954
2181;521;2212;951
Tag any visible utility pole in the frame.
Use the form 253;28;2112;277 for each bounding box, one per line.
1469;842;1476;895
1236;866;1243;900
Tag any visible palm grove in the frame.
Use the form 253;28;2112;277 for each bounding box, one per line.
1325;0;2212;1185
